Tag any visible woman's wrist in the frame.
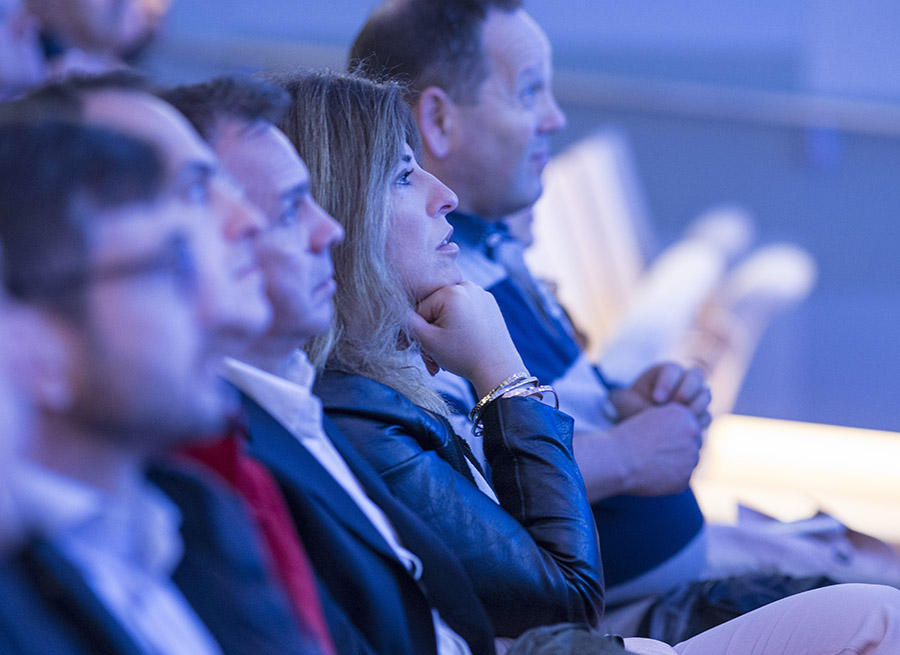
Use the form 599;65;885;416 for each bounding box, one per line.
468;372;559;436
469;371;535;435
468;354;527;400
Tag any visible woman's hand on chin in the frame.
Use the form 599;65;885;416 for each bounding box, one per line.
410;282;527;398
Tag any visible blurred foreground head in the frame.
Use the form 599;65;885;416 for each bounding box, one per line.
164;76;344;352
0;108;256;454
18;72;274;343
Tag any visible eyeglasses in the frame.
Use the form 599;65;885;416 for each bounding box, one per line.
15;234;197;300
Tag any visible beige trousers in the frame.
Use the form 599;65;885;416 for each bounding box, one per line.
624;584;900;655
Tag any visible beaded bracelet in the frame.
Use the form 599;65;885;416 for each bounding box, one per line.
469;372;538;435
500;384;559;410
468;371;533;424
469;376;538;433
470;380;560;436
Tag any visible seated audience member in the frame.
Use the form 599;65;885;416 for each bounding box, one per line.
161;75;498;655
348;0;853;642
20;72;274;335
0;93;321;653
273;68;602;639
156;78;338;654
0;0;45;101
270;67;900;655
350;0;710;611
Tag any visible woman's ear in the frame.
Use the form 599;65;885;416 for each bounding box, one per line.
11;307;77;413
416;86;455;160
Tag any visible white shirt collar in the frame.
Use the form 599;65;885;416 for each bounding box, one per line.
227;354;474;655
221;353;325;443
277;348;316;387
9;462;183;577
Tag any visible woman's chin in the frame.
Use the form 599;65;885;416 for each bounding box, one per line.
411;269;465;303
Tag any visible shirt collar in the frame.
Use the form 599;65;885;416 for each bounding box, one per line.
276;348;316;389
9;462;184;577
221;354;324;443
448;211;509;259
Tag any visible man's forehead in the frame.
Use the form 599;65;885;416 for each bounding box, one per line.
483;9;552;79
83;89;218;173
217;118;308;189
94;197;179;238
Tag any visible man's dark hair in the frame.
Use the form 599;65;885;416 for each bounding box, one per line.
160;76;290;142
349;0;522;104
0;70;157;122
0;119;165;315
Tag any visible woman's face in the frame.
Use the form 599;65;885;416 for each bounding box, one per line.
386;143;461;302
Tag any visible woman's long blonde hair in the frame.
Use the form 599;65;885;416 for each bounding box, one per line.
271;69;449;416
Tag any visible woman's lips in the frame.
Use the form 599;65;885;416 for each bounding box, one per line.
312;275;337;300
437;226;456;251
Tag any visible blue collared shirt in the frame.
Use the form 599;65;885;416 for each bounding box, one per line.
437;211;706;593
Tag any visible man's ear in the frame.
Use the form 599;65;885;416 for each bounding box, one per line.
13;308;77;413
416;86;455;160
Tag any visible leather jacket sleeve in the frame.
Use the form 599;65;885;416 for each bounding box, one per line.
314;370;603;637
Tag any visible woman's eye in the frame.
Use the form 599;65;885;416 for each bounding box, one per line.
397;169;413;185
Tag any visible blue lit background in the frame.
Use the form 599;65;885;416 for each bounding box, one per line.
145;1;900;431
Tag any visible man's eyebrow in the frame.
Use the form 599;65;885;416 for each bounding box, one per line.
517;65;543;83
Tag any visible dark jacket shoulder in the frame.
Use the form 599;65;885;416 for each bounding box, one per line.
314;369;604;637
313;369;477;481
0;463;314;655
241;392;496;655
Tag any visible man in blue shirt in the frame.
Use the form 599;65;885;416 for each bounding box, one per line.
350;0;722;637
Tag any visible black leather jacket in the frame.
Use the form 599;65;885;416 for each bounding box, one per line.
314;369;604;637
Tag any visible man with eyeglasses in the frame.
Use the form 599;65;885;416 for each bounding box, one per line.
0;88;324;653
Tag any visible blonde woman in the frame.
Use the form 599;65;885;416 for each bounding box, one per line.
271;69;900;655
272;69;602;637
